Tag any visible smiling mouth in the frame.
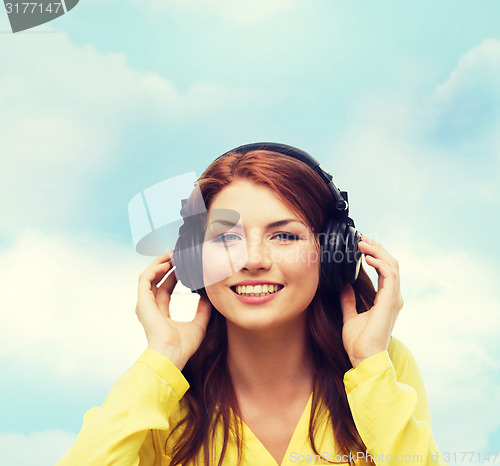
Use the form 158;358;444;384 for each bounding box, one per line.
230;284;284;296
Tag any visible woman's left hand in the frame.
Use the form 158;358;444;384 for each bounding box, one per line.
339;235;404;368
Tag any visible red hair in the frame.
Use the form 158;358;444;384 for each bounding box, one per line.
166;150;376;465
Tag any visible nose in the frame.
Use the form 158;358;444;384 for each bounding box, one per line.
241;229;272;272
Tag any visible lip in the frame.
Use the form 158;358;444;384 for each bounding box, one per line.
230;279;283;286
229;283;284;305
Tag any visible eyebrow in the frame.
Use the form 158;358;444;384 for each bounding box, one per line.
208;218;306;229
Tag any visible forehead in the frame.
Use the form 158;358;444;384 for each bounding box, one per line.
209;180;299;221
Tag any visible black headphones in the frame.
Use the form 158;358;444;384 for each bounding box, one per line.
173;142;362;293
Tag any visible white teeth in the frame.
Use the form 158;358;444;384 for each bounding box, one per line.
234;284;282;296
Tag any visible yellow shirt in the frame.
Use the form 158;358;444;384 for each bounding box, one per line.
56;338;447;465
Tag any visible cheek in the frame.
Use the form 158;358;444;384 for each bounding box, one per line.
281;244;321;287
204;279;228;313
202;242;248;287
204;283;220;305
288;242;320;269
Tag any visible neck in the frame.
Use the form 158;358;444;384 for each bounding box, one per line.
225;314;314;399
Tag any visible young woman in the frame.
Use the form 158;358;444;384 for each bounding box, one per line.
57;143;447;465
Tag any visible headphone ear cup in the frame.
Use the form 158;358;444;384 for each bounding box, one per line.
173;213;205;291
342;226;362;285
331;221;348;292
320;218;362;292
320;217;342;292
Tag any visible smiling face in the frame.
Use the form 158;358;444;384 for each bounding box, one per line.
203;179;321;332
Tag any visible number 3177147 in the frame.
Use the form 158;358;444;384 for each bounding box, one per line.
5;3;63;14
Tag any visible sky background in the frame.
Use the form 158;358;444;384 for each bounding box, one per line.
1;1;499;464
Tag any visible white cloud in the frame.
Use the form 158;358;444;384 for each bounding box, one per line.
325;91;444;233
430;38;500;106
0;231;200;384
132;0;301;24
422;38;500;157
0;27;257;238
355;227;500;457
391;245;500;455
326;50;499;240
0;430;76;466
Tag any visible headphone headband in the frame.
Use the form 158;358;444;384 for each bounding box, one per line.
219;142;352;222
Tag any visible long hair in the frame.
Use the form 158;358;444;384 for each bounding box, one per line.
166;150;376;465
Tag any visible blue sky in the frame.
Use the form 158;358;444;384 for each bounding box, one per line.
0;1;499;464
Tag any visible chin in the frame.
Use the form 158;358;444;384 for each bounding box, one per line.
221;308;309;333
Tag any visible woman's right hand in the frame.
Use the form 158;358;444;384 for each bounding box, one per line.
135;249;212;371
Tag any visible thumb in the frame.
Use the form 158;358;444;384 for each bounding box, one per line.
339;283;357;324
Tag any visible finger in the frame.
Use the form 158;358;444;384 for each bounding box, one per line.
152;262;176;290
156;266;177;292
364;255;397;297
140;260;174;290
137;264;175;316
358;236;399;270
363;261;402;324
339;283;358;323
147;249;174;269
156;268;178;312
364;254;397;280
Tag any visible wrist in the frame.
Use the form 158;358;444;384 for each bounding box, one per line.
350;349;387;368
349;345;388;369
147;343;187;371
